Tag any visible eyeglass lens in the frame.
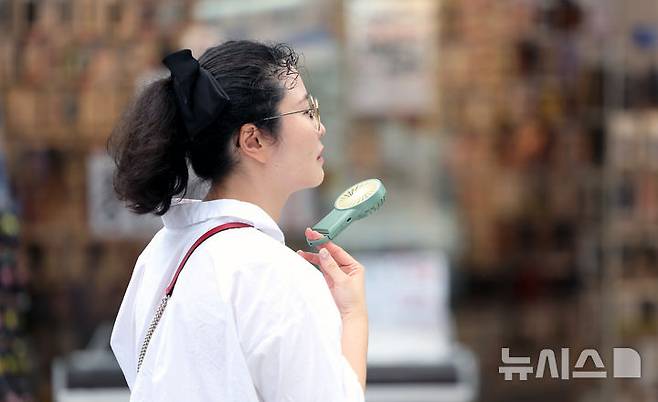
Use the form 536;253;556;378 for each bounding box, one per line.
310;96;321;131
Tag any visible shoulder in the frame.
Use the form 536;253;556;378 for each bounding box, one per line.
134;226;168;265
201;226;317;278
201;226;334;311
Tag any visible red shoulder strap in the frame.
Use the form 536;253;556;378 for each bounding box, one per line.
165;222;252;296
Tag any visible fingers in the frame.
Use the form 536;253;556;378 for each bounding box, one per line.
297;248;346;283
304;228;325;241
297;249;358;276
304;228;356;266
315;248;347;283
297;250;320;265
297;250;335;287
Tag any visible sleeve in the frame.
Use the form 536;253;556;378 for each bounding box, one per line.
232;251;365;402
110;251;148;390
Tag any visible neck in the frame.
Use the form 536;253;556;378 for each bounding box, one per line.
203;170;289;222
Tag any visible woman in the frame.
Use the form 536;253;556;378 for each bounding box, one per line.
109;40;368;402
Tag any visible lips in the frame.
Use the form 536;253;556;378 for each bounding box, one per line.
317;146;324;160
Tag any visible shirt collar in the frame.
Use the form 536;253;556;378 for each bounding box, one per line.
161;199;285;244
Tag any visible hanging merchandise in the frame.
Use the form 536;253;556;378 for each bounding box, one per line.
345;0;439;116
0;115;34;400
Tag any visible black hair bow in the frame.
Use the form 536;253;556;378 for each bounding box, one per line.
162;49;230;137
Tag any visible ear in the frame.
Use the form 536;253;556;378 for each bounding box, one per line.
236;123;274;164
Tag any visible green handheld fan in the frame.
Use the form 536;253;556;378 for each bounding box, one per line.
306;178;387;247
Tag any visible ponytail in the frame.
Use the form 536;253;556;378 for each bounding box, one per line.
108;79;189;215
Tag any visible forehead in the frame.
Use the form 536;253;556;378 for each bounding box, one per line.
279;76;308;106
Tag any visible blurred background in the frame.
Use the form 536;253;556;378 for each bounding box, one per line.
0;0;657;401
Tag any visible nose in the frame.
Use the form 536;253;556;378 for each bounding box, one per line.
319;122;326;138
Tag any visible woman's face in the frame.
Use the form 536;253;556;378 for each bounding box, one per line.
268;77;326;192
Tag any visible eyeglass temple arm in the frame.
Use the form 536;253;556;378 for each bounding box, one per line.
260;107;313;121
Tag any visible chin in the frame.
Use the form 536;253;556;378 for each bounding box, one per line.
290;163;325;193
301;168;324;190
313;170;324;187
314;166;325;186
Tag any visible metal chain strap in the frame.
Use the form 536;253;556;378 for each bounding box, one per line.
137;294;170;373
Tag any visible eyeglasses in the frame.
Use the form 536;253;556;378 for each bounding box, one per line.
260;94;321;132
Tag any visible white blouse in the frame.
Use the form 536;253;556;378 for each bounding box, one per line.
111;199;364;402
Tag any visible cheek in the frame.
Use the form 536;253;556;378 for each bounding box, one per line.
272;119;319;170
278;133;316;164
270;141;305;171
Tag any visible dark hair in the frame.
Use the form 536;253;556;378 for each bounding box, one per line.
108;40;300;215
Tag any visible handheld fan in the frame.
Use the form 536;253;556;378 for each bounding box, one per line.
306;178;386;247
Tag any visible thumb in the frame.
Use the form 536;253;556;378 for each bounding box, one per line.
318;248;347;283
